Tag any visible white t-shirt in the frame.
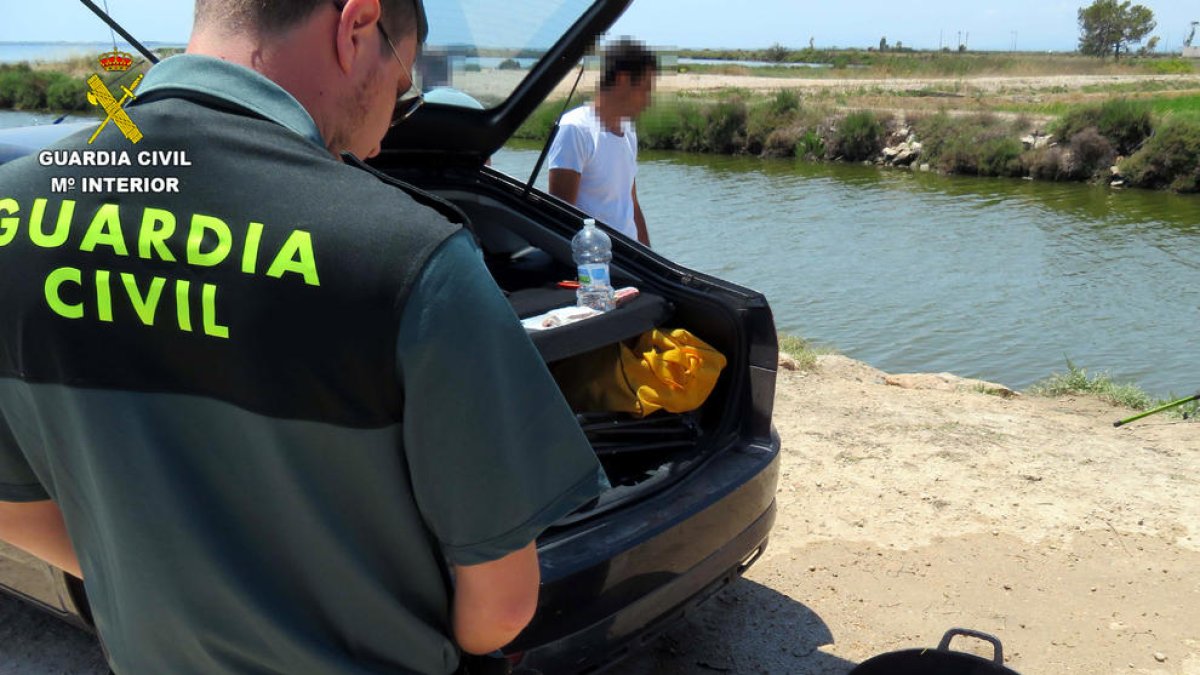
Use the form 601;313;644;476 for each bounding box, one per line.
547;105;639;240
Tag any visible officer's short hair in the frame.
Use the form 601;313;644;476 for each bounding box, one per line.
195;0;422;45
600;38;657;90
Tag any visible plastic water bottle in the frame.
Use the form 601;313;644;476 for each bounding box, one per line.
571;218;615;312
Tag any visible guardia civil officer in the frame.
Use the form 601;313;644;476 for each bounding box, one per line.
0;1;606;673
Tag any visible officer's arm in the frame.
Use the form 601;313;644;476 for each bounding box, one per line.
0;500;82;578
451;541;540;655
548;169;581;205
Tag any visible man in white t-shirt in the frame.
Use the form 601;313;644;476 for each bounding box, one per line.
548;38;657;246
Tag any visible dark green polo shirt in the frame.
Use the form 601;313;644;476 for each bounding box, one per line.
0;55;605;674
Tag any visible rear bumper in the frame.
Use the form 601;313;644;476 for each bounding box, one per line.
521;502;775;674
512;435;781;674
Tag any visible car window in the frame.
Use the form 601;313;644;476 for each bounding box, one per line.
418;0;594;109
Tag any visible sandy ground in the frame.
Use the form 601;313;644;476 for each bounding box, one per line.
621;355;1200;674
645;72;1200;95
2;354;1198;673
439;67;1200;103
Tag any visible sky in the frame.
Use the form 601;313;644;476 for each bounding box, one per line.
1;0;1196;53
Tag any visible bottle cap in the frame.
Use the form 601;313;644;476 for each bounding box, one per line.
583;218;596;228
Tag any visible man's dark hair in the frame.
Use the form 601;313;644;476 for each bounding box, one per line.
195;0;425;44
600;38;658;89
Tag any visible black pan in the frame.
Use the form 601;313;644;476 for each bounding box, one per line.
849;628;1020;675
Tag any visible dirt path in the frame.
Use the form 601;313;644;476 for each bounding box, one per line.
650;72;1200;95
622;355;1200;674
3;354;1198;673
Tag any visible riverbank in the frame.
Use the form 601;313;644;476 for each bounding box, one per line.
621;352;1200;674
519;68;1200;193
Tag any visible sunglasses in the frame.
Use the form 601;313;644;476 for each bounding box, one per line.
376;17;424;126
333;1;425;126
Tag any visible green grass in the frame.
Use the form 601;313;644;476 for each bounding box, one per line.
1148;94;1200;123
778;333;837;371
1029;360;1155;409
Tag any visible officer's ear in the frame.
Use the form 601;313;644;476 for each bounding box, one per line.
332;0;384;76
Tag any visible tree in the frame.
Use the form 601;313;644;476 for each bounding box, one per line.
1077;0;1156;60
764;43;790;63
879;36;888;51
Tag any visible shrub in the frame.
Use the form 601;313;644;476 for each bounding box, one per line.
829;110;884;161
760;126;800;158
0;70;25;108
1053;99;1153;155
638;100;691;150
764;43;790;64
12;72;50;110
975;136;1025;177
1065;127;1115;178
1120;117;1200;193
673;101;710;153
1025;146;1066;180
913;112;1031;177
497;58;522;70
44;73;87;111
705;97;749;153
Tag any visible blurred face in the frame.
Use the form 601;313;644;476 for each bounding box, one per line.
613;69;656;121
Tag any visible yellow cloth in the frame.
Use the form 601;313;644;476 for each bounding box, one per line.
555;328;727;417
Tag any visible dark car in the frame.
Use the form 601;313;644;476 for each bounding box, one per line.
0;1;781;672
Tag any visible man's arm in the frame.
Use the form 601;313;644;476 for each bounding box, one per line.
451;542;540;655
632;180;650;246
548;168;581;205
0;500;81;578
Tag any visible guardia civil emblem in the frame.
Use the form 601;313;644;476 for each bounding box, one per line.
85;48;144;144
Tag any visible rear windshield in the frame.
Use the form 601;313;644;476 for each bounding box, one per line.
418;0;593;109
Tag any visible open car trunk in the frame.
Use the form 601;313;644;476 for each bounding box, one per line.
374;159;778;523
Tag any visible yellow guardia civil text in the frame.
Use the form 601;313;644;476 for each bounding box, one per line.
0;197;321;340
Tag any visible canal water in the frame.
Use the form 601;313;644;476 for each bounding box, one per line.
3;112;1197;398
494;144;1200;398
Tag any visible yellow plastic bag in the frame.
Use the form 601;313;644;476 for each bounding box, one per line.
554;328;727;417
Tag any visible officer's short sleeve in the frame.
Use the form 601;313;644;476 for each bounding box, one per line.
396;230;607;566
546;121;589;174
0;410;48;502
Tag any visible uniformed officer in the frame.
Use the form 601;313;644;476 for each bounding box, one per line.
0;1;606;673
